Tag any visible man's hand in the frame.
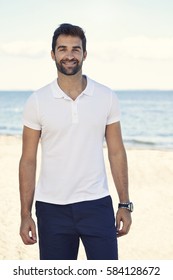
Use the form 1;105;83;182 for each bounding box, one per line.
20;216;37;245
116;208;132;237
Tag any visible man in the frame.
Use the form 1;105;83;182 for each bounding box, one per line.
19;23;133;260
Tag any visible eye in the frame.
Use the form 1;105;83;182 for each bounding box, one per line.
73;48;81;52
57;46;66;52
58;48;65;52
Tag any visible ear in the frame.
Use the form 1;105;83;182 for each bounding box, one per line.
83;51;87;61
51;50;55;61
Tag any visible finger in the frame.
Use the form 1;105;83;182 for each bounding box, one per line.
20;233;34;245
21;230;37;245
30;224;37;242
117;223;131;238
20;226;37;245
116;214;121;232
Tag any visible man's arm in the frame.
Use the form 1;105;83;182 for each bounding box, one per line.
19;126;41;245
105;121;132;237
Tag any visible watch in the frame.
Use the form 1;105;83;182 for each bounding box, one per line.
118;202;134;212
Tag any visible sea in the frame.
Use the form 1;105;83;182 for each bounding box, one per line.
0;89;173;150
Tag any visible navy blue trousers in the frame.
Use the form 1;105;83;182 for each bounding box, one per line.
35;195;118;260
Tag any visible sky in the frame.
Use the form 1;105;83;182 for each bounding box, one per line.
0;0;173;90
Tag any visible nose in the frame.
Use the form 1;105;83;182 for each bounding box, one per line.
65;51;75;60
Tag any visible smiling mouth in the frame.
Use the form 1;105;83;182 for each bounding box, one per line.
62;60;78;67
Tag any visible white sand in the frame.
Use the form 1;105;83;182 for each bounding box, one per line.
0;136;173;260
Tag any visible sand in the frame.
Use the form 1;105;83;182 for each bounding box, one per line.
0;135;173;260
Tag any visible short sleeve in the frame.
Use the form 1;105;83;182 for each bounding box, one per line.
23;93;41;130
107;91;121;125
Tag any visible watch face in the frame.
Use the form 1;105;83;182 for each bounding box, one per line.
129;202;134;212
118;202;134;212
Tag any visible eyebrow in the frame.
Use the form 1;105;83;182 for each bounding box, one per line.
57;45;82;50
73;46;82;50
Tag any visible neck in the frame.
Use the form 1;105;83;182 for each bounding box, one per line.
57;71;87;100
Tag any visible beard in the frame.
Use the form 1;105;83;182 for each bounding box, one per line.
55;58;83;76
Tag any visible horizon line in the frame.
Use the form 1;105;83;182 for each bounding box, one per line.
0;88;173;92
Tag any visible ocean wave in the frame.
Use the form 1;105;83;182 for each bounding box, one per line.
125;139;156;146
0;126;22;135
124;138;173;149
0;107;23;113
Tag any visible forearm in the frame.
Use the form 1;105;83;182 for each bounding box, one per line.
19;157;36;218
108;147;129;203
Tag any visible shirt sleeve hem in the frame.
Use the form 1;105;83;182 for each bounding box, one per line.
23;122;41;131
106;117;120;125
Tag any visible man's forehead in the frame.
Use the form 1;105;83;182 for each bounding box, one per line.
56;35;82;46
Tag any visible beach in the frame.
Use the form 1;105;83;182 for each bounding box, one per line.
0;135;173;260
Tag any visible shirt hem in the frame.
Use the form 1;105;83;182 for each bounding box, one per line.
34;191;110;205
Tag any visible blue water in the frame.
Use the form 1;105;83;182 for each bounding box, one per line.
116;90;173;149
0;90;173;149
0;91;31;135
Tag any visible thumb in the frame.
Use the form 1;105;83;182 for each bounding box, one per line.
30;223;37;242
116;213;121;231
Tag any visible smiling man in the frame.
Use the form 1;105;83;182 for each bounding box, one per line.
19;23;133;260
54;35;85;76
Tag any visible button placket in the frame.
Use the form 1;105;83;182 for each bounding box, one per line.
71;101;79;124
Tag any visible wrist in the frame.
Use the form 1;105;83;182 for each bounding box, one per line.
21;210;32;219
118;202;134;212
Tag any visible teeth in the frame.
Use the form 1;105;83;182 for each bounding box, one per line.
62;61;77;65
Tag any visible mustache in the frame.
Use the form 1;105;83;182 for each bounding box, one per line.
61;58;78;63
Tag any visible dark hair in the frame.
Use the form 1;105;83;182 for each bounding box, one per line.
52;23;86;54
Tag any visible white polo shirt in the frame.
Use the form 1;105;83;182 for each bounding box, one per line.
23;76;120;204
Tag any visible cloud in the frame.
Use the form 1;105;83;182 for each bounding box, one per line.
1;37;173;62
88;36;173;61
117;36;173;60
0;41;49;58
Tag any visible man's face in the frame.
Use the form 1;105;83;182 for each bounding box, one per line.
51;35;87;76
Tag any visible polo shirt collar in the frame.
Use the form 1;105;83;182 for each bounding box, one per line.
51;76;94;99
